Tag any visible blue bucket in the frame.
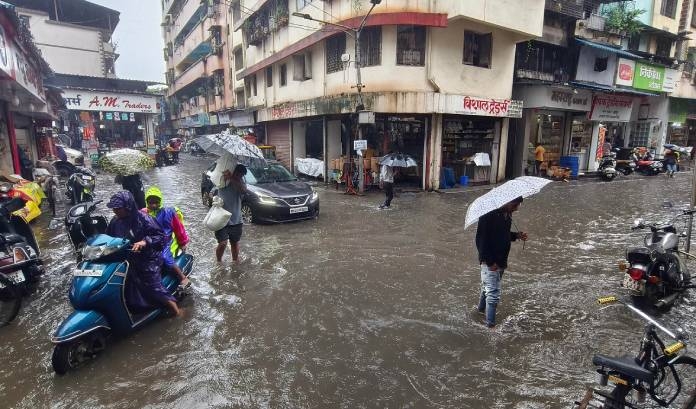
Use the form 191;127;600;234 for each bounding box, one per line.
460;175;469;186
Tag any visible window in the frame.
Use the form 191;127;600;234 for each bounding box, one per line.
234;48;243;71
326;34;346;73
660;0;677;18
463;31;492;68
231;2;241;23
656;37;672;57
252;75;257;96
631;122;650;147
235;90;245;109
627;33;640;51
280;64;287;86
514;41;568;82
296;0;311;10
293;52;312;81
396;25;426;66
359;26;381;67
266;66;273;87
594;56;608;72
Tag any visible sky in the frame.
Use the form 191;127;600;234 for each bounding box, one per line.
90;0;165;82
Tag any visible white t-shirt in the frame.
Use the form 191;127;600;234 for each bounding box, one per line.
380;165;394;183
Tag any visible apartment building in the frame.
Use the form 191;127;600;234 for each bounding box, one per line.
162;0;246;136
233;0;545;190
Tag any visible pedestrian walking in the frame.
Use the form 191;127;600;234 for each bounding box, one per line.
214;164;247;262
475;197;528;328
116;173;146;209
379;163;394;209
664;149;677;177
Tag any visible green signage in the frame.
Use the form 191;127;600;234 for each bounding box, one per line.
633;62;665;92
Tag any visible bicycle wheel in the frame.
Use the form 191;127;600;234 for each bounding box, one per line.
0;275;21;327
650;362;696;408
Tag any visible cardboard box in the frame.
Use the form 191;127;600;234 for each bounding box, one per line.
363;158;371;170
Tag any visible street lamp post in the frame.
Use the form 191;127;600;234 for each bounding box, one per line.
293;0;381;194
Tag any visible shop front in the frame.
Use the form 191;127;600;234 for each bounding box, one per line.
62;90;160;162
586;93;635;170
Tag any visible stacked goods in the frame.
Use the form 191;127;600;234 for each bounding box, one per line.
99;148;155;176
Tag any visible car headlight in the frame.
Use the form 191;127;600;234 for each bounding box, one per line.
257;193;276;205
311;189;319;201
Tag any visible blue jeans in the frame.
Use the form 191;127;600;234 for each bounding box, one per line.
478;264;502;326
666;163;677;174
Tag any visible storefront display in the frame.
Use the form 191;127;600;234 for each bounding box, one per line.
441;116;497;185
569;117;593;170
531;113;564;168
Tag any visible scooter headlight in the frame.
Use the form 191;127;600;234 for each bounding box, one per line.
13;247;27;263
82;244;120;261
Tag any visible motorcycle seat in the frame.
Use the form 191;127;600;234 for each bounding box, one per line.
593;354;655;383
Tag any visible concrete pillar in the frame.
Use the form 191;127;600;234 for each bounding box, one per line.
496;118;509;183
430;113;443;190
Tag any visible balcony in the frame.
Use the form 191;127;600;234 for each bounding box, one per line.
545;0;584;19
170;61;206;94
581;13;606;31
173;24;211;68
171;1;205;41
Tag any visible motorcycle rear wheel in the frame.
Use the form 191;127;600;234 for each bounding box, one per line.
0;275;21;327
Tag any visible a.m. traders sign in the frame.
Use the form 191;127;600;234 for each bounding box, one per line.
62;91;160;113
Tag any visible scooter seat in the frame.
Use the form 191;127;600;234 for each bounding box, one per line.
593;354;654;383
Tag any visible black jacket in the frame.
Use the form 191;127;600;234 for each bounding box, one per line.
475;209;518;269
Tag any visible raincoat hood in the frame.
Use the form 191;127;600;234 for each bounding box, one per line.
107;191;138;213
145;186;164;204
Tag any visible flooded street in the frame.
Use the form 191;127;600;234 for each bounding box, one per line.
3;155;696;408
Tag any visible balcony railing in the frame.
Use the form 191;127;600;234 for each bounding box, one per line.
516;69;570;83
545;0;585;19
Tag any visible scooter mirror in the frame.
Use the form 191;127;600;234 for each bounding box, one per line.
633;218;645;228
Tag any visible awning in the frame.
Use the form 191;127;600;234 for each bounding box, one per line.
575;38;641;59
569;80;659;97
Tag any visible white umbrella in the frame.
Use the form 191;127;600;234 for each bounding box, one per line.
379;153;417;168
194;130;266;168
464;176;552;229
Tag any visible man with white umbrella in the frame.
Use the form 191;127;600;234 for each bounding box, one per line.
214;164;248;263
475;197;528;328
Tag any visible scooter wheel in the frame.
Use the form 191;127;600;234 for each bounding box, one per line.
52;331;108;375
52;343;78;375
0;275;21;327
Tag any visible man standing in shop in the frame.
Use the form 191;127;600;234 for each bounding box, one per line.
534;143;545;176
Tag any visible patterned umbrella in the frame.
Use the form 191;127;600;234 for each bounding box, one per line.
99;148;155;176
464;176;552;229
194;130;266;168
379;153;417;168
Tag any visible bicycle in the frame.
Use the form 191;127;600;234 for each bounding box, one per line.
575;296;696;408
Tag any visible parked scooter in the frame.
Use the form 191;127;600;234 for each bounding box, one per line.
620;209;695;310
66;166;96;205
0;196;44;325
614;148;637;176
50;233;193;374
598;153;618;181
635;151;664;176
64;200;109;259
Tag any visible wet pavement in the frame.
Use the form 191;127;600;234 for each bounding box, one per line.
3;155;696;408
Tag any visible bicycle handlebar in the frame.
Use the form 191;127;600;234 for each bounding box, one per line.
597;296;687;342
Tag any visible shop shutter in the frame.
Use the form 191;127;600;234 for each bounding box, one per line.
266;120;291;168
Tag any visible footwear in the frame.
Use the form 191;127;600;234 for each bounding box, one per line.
177;281;192;291
379;204;387;209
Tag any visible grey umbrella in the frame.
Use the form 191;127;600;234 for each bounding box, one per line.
379;153;417;168
194;130;267;168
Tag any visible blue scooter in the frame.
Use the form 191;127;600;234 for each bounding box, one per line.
50;234;193;375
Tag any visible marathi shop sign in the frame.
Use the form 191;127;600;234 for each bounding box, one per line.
633;62;665;92
447;95;523;118
62;91;160;113
589;94;634;122
0;24;45;102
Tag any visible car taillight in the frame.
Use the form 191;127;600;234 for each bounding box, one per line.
628;267;645;281
647;275;660;284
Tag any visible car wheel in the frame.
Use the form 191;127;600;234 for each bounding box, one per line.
241;203;254;225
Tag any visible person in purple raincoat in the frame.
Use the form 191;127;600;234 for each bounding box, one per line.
106;191;182;317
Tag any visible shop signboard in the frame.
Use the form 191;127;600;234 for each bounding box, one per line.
447;95;523;118
616;58;635;87
633;62;664;92
514;86;591;111
662;68;678;93
589;94;634;122
62;90;160;113
0;22;45;103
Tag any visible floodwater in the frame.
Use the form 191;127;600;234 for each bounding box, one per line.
2;155;696;408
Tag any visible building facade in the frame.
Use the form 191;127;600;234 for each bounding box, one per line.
162;0;248;138
233;0;545;190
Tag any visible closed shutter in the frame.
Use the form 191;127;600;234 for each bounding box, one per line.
266;120;291;168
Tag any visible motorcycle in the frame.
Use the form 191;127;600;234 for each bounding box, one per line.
50;233;193;374
0;196;44;325
620;209;695;310
155;147;177;167
33;166;60;216
66;166;96;205
614;148;637;176
598;153;618;181
635;152;664;176
64;200;109;259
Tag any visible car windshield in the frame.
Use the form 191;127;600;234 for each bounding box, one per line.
245;163;296;184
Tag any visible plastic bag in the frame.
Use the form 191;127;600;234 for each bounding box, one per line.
203;201;231;231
